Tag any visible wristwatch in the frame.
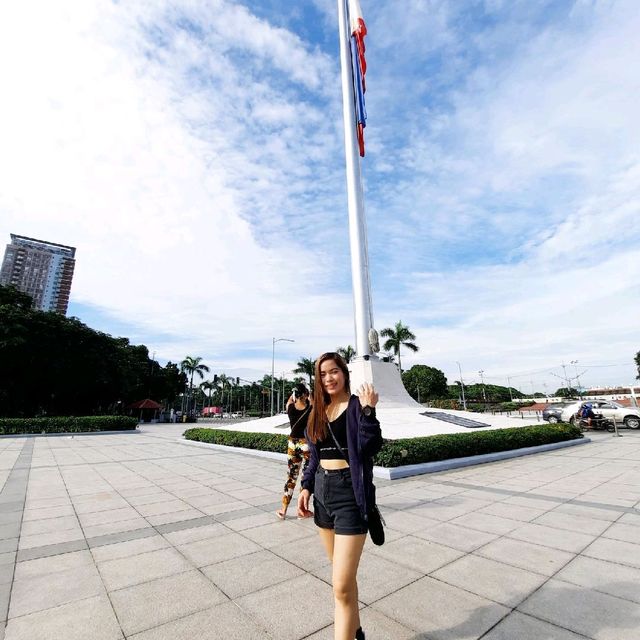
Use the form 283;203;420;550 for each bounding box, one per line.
362;405;374;417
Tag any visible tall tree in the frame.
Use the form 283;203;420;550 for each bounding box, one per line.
293;357;315;388
200;380;217;408
337;345;356;363
402;365;448;401
635;349;640;380
180;356;210;414
380;321;419;371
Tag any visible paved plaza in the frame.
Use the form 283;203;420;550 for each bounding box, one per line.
0;425;638;639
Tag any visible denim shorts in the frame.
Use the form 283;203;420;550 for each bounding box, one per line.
313;467;367;535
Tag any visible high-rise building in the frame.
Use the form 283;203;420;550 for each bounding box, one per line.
0;234;76;314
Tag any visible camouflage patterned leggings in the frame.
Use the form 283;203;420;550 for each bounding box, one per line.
282;438;310;510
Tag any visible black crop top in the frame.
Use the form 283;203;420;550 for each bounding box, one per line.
318;411;349;460
287;402;310;439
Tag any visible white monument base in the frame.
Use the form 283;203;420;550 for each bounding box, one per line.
191;358;540;439
348;357;421;408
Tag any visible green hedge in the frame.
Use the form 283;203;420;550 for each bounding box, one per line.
184;423;582;468
184;428;289;452
0;416;139;435
374;423;581;467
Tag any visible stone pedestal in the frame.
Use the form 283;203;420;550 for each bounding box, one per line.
348;357;422;408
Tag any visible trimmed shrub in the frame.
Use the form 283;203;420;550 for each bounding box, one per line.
184;423;582;468
374;423;582;467
184;428;289;453
0;416;138;435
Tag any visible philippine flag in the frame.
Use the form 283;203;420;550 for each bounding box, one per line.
347;0;367;156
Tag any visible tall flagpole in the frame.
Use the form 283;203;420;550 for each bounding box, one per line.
337;0;374;358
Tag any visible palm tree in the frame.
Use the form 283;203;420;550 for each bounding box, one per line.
180;356;210;414
380;321;418;372
200;380;217;408
337;345;356;363
293;357;315;388
217;374;230;411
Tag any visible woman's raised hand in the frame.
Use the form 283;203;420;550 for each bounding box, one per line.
357;382;379;408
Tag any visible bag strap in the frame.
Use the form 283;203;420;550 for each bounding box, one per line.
289;405;310;433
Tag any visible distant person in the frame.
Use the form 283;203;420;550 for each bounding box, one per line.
581;403;595;427
276;383;312;520
298;352;382;640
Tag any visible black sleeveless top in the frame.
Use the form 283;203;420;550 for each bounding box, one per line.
317;411;349;460
287;402;310;439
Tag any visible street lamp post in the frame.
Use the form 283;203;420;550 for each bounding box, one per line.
506;375;514;402
271;338;294;416
479;370;487;405
570;360;582;397
456;362;467;410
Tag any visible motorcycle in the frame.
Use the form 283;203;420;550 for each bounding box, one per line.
577;413;615;433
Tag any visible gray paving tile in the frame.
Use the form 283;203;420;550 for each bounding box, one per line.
411;521;499;552
177;531;261;567
432;554;548;607
9;564;104;617
313;552;423;605
532;510;613;536
475;536;575;576
506;522;597;553
86;526;156;549
482;610;589;639
601;522;640;545
18;528;84;550
16;539;88;562
203;549;305;599
3;594;123;640
372;575;509;640
127;601;268;640
109;569;226;636
14;550;93;581
450;511;521;535
371;535;464;575
556;555;640;604
519;578;640;639
97;547;192;591
237;520;314;549
154;514;216;534
582;537;640;569
237;573;334;640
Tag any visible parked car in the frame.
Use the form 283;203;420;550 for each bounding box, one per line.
542;404;573;423
560;400;640;429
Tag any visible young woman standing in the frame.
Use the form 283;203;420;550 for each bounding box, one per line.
298;352;382;640
276;383;312;520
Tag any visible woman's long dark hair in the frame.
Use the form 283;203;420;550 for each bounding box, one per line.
307;352;351;443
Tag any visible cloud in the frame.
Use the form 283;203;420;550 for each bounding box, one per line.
0;0;638;390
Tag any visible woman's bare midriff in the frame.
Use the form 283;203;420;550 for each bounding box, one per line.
319;460;349;470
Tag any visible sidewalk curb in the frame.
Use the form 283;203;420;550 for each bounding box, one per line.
179;435;591;479
0;429;140;439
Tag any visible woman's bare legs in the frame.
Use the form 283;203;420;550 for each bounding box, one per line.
317;527;335;562
331;533;366;640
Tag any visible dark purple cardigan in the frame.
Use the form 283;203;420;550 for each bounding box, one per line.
301;394;383;519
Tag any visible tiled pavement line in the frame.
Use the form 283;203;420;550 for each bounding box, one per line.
439;478;640;515
356;451;640;639
327;441;637;638
0;439;34;637
19;440;295;637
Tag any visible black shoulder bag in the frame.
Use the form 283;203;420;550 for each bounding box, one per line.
326;417;385;546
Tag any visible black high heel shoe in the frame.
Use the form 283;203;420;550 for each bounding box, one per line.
355;627;365;640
